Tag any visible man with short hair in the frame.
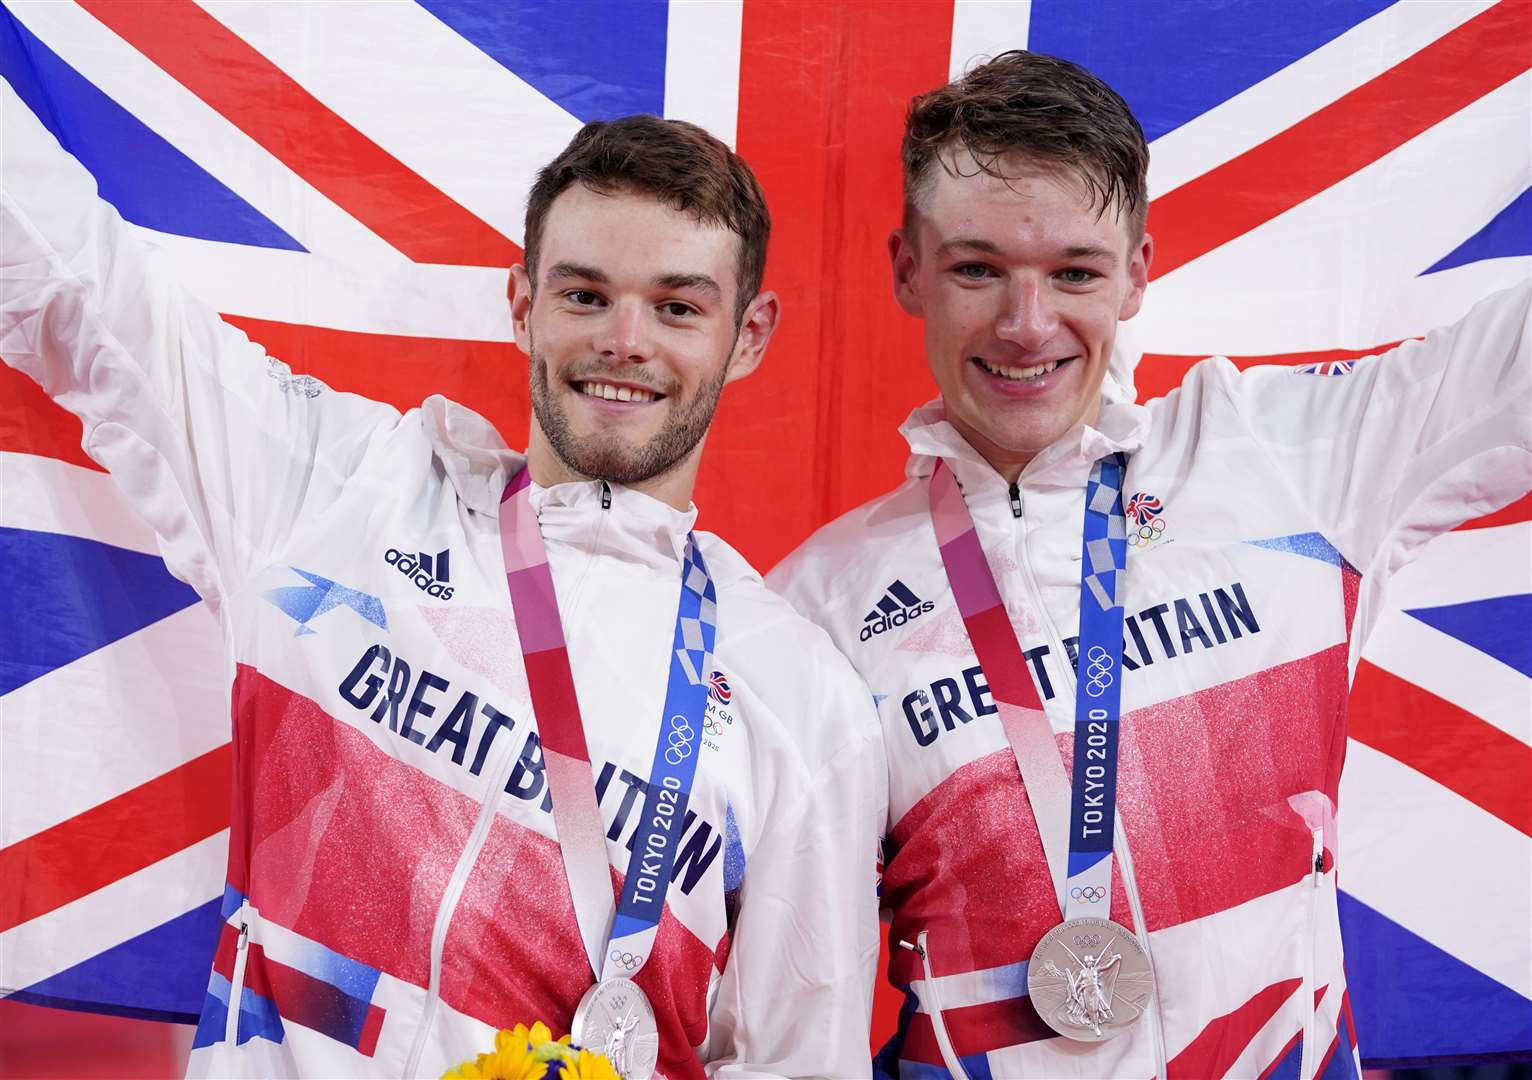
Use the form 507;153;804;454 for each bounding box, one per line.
2;86;884;1078
771;51;1529;1079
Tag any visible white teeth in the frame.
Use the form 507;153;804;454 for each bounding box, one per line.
976;357;1063;381
578;381;658;403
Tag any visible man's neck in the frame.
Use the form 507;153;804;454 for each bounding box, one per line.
524;429;699;513
946;414;1033;485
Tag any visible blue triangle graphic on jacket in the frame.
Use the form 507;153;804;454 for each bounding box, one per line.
0;526;202;697
416;0;667;122
11;897;223;1023
1405;592;1532;678
1339;890;1532;1063
1423;186;1532;276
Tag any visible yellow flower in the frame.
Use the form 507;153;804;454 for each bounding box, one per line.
561;1048;622;1080
441;1032;548;1080
440;1021;616;1080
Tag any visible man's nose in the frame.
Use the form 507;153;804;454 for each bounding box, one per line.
598;299;652;362
994;280;1059;350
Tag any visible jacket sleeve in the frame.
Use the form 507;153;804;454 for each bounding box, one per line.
0;79;402;609
1229;284;1531;578
702;650;888;1078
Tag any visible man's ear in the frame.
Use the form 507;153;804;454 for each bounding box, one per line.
889;228;925;317
508;264;534;350
723;290;781;385
1119;232;1153;321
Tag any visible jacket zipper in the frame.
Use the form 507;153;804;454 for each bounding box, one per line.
401;730;525;1077
225;910;251;1045
1009;478;1168;1078
1300;827;1324;1078
899;933;972;1080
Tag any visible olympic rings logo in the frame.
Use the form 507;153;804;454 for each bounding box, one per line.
1083;644;1114;698
704;716;725;737
664;714;694;764
1071;932;1103;949
1127;518;1168;547
1070;886;1107;903
608;949;644;972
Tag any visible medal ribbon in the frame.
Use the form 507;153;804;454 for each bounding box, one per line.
500;467;718;983
928;455;1129;923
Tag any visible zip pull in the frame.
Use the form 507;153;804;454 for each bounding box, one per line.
1008;482;1023;519
237;921;249;948
599;480;612;510
1311;827;1325;884
898;937;926;959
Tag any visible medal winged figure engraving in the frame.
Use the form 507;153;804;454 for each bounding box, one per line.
1027;918;1155;1041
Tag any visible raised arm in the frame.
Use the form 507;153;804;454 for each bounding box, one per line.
1223;284;1530;577
0;79;401;607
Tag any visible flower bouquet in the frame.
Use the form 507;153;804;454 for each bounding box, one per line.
442;1022;620;1080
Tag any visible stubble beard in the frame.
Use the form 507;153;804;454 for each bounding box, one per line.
528;342;733;487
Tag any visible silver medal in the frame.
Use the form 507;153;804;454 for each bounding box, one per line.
570;977;659;1079
1026;917;1155;1041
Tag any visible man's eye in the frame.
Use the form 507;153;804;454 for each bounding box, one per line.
660;301;697;318
953;263;995;281
1058;269;1099;286
565;290;603;306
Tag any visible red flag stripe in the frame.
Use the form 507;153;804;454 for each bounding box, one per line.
1349;660;1532;837
78;0;520;269
1455;489;1532;531
218;314;528;447
0;743;231;933
0;362;101;471
1148;1;1531;279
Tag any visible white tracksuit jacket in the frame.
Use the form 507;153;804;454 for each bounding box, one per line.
770;288;1530;1079
0;84;885;1079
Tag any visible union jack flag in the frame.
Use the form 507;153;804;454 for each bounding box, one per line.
1294;360;1358;376
0;0;1527;1070
707;671;733;707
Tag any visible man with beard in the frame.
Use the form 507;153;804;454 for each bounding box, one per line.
2;85;884;1079
770;51;1529;1079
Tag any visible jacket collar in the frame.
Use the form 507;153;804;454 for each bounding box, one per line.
422;395;698;568
900;394;1151;497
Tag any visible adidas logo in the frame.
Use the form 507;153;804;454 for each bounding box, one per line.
860;579;934;641
384;547;455;600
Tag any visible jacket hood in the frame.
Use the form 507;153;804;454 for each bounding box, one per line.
900;394;1152;497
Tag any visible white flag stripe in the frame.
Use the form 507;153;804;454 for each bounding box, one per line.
5;0;401;266
1147;0;1496;200
1;603;228;845
1141;71;1532;355
126;225;515;342
948;0;1032;81
0;832;228;993
664;0;744;148
199;0;581;250
1339;739;1532;999
1380;520;1532;611
0;453;160;556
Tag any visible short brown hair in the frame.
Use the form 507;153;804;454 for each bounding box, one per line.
902;51;1148;238
523;115;770;323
